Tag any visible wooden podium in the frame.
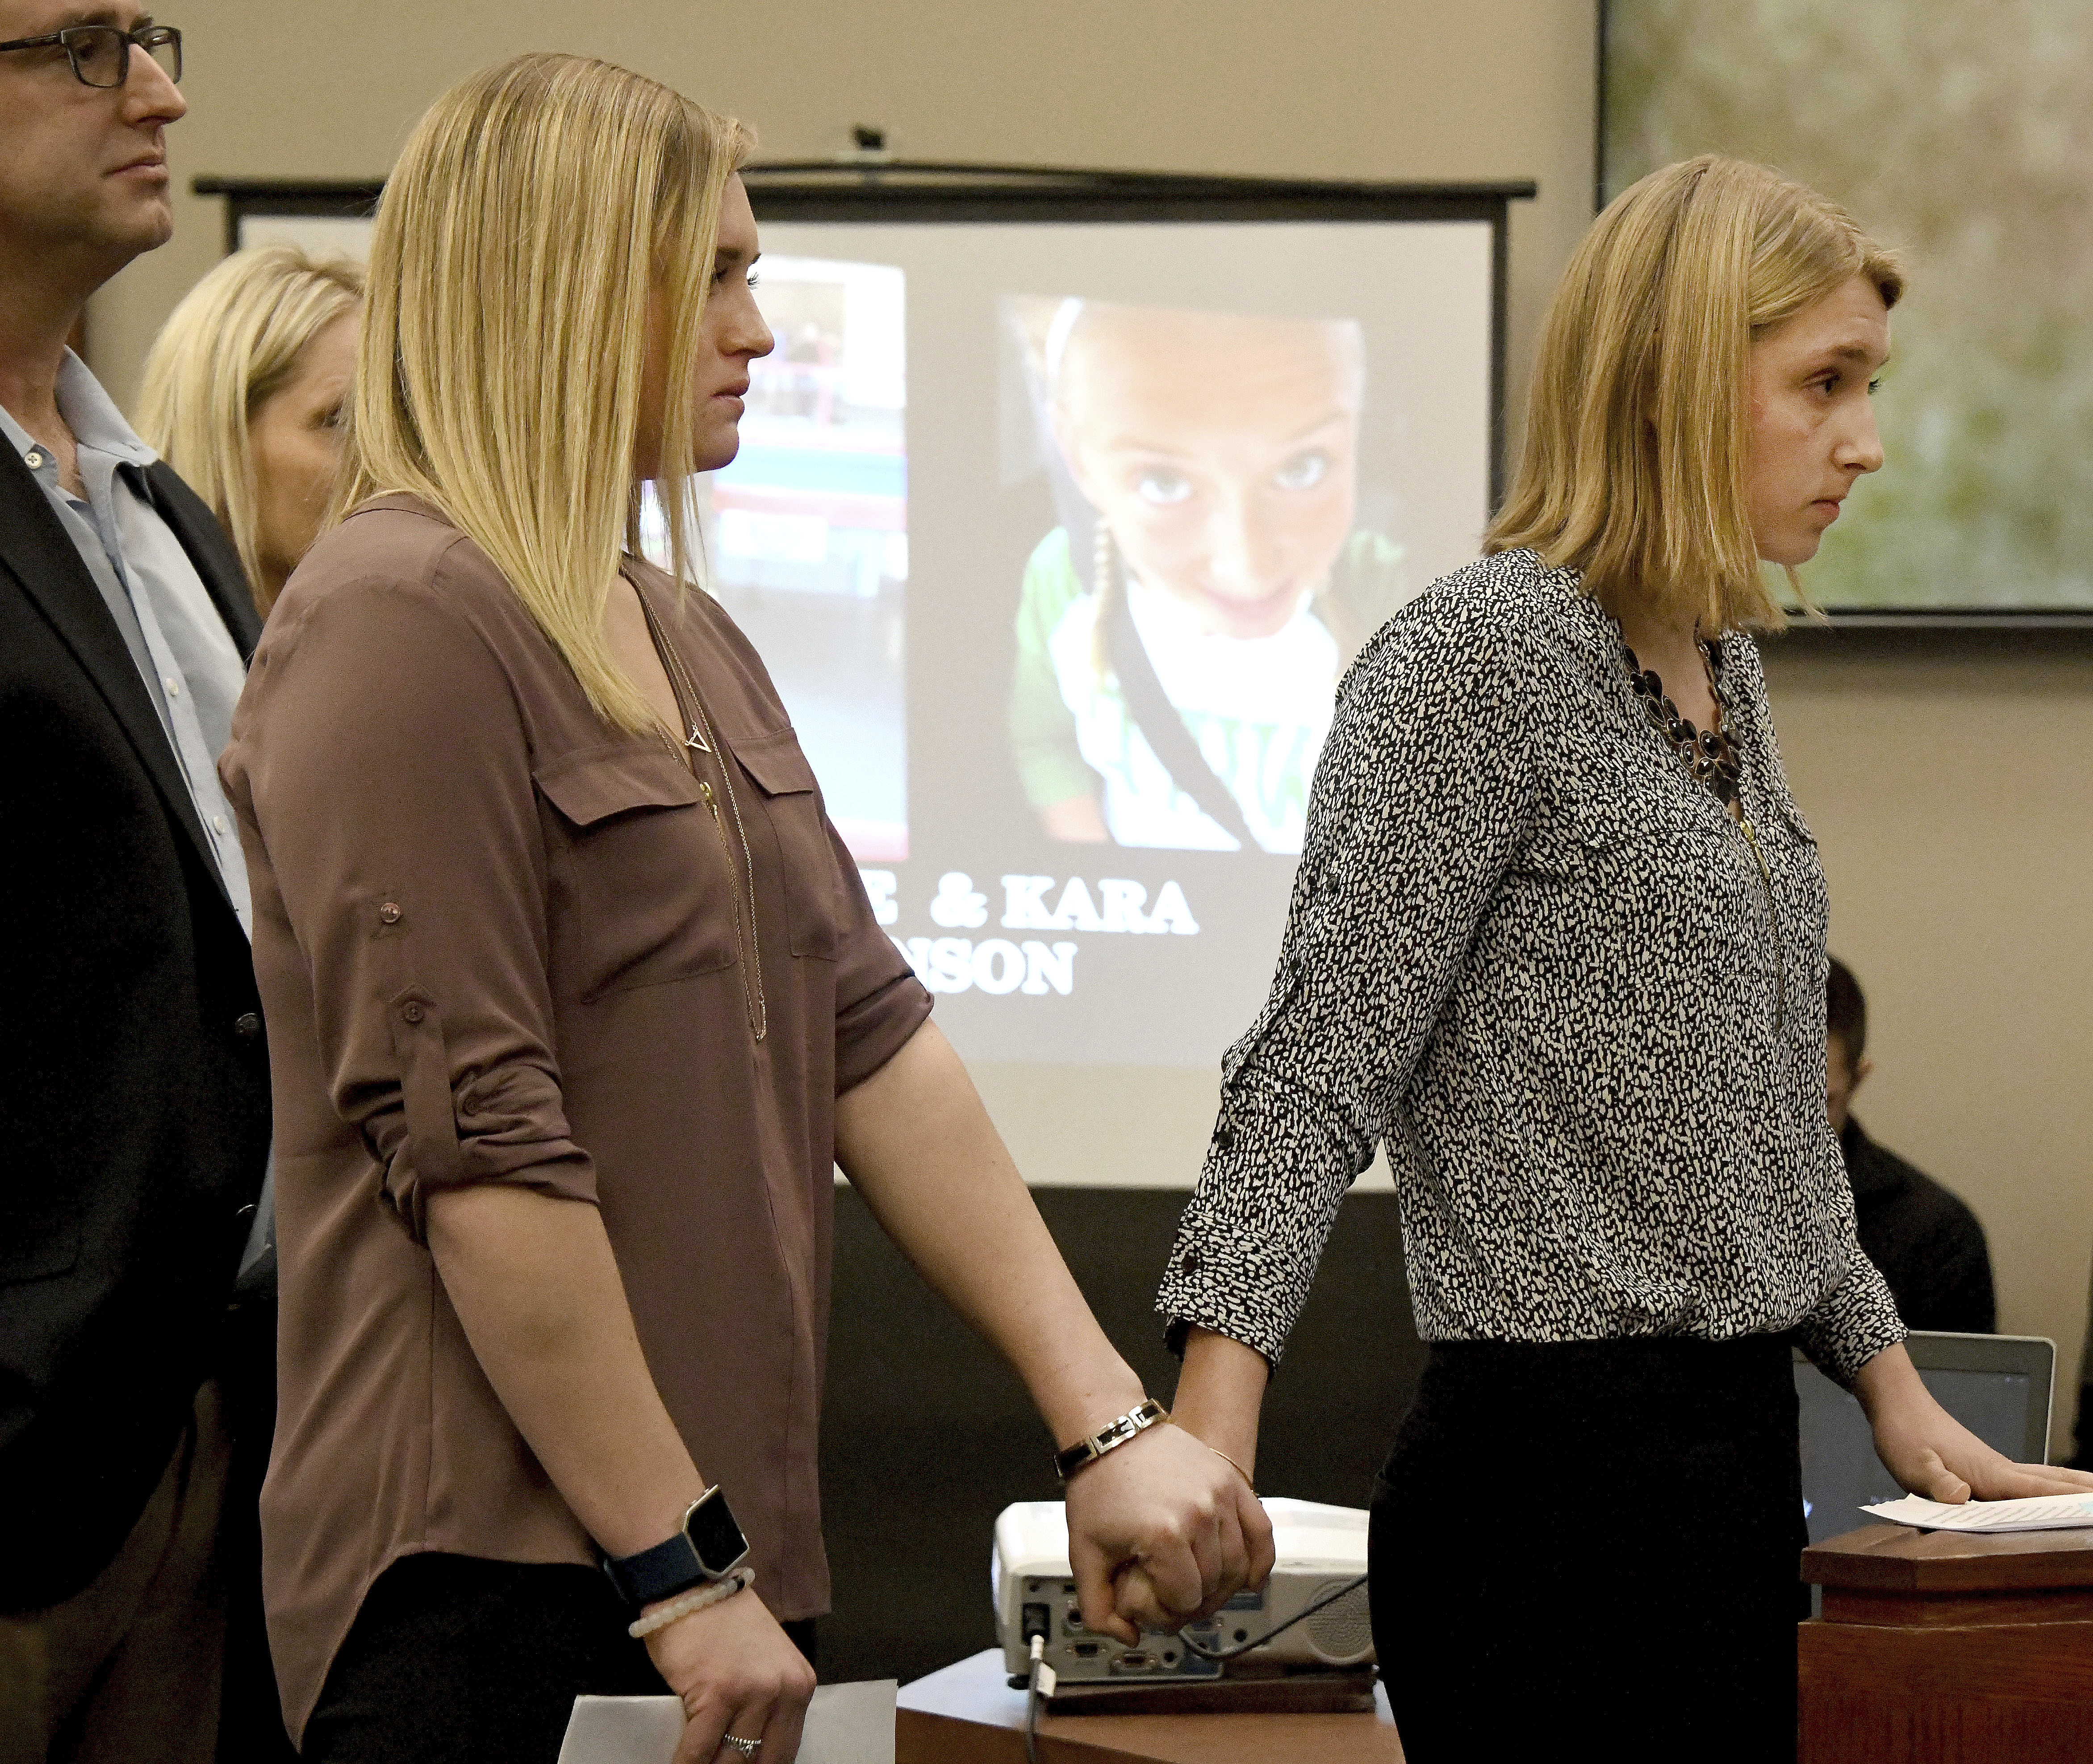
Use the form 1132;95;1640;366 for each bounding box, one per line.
896;1650;1405;1762
1799;1522;2093;1761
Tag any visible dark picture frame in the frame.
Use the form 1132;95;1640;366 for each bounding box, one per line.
198;165;1533;503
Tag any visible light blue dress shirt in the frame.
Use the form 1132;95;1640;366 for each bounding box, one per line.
0;352;252;935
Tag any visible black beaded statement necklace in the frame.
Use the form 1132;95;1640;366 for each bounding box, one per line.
1622;639;1742;811
1621;635;1787;1031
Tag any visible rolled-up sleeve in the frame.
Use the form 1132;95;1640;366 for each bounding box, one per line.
1157;602;1539;1365
226;561;594;1242
825;819;932;1094
1795;1119;1905;1385
1796;1250;1906;1388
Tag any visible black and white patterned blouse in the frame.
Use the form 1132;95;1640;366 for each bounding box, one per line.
1156;549;1905;1385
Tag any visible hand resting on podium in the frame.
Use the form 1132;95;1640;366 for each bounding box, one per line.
1855;1341;2093;1503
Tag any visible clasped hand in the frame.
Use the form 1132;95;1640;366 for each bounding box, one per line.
1062;1421;1277;1644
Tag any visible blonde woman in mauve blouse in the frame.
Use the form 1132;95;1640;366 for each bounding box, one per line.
1150;157;2093;1762
221;56;1263;1764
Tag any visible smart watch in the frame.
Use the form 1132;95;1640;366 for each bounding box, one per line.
602;1485;751;1610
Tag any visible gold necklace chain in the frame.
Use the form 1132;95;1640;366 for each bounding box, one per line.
634;580;768;1042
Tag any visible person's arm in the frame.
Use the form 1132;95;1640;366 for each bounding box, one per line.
1168;1328;1272;1484
1795;1087;1910;1384
834;1020;1274;1643
426;1186;814;1763
1114;1328;1274;1636
1150;596;1539;1601
1855;1342;2093;1501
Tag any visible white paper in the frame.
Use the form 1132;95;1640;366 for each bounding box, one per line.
556;1697;681;1764
1863;1492;2093;1534
802;1681;897;1764
556;1680;897;1764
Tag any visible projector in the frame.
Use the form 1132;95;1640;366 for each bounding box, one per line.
993;1498;1373;1691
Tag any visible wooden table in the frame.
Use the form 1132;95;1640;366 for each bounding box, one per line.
1799;1522;2093;1762
896;1650;1405;1763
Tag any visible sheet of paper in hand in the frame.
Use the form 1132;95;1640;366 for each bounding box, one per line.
1862;1492;2093;1533
556;1680;897;1764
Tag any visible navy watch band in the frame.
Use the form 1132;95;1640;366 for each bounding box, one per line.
603;1528;706;1609
603;1486;750;1610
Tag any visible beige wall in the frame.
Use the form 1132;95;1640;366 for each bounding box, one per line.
1768;640;2093;1456
94;0;2093;1448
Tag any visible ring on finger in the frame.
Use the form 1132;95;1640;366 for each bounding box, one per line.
719;1739;762;1758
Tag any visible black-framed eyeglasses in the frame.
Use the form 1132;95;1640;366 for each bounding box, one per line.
0;22;181;89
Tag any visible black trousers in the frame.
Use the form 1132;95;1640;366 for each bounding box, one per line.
1371;1335;1807;1764
301;1553;818;1763
219;1294;298;1763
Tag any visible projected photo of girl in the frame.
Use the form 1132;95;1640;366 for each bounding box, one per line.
1006;296;1412;853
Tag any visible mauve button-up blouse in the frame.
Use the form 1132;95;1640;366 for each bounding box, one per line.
220;496;930;1742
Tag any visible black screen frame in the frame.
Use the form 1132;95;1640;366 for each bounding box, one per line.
196;165;1532;506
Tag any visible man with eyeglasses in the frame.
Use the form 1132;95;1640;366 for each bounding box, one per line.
0;8;276;1761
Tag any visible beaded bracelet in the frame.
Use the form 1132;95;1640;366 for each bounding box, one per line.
627;1565;757;1639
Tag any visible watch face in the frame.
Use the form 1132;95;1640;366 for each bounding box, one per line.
686;1490;749;1577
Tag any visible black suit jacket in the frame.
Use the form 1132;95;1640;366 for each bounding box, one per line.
1842;1116;1996;1336
0;439;272;1609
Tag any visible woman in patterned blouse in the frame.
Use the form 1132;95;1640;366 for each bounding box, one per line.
1145;157;2093;1760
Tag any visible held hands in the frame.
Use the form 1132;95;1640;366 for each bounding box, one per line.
1061;1421;1276;1645
644;1585;815;1764
1857;1341;2093;1505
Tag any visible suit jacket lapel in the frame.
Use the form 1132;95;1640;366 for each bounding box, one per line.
0;443;229;898
144;461;261;661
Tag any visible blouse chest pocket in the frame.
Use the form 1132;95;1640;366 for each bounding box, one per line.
534;745;740;1002
729;728;845;962
1743;784;1816;853
1524;771;1716;878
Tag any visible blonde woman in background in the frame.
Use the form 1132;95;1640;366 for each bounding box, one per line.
137;244;361;616
222;55;1262;1764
